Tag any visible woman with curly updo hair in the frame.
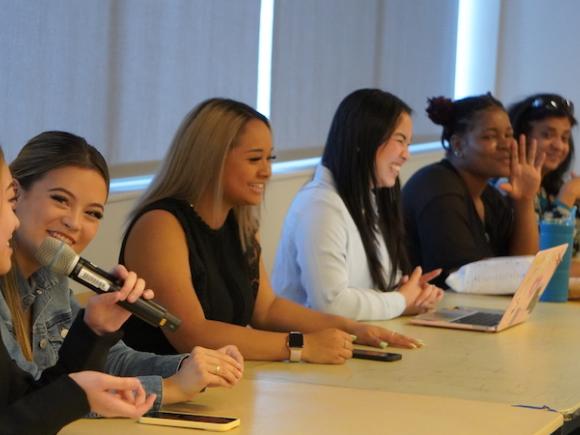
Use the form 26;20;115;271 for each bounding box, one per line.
401;93;544;288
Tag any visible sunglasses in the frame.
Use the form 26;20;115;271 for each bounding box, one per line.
530;96;575;115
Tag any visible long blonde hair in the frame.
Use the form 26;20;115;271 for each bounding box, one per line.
128;98;270;252
0;147;31;360
2;131;109;361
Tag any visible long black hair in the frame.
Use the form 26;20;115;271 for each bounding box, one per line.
508;93;577;197
322;88;411;291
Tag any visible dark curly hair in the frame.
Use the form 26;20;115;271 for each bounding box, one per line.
426;93;505;152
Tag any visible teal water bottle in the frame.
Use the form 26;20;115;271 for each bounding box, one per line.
539;207;576;302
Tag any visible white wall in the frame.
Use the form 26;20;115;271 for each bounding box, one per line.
77;148;443;294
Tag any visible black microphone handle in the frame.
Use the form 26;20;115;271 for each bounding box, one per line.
71;258;181;332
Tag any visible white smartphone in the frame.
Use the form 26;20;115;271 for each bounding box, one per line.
139;411;240;431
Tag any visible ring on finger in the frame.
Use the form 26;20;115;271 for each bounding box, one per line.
215;365;221;375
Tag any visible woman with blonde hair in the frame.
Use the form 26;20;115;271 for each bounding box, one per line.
121;98;421;364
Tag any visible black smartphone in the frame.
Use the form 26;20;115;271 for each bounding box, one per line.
352;348;402;362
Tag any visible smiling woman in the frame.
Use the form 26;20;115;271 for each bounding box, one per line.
5;132;109;361
209;119;274;226
0;131;245;414
271;88;443;321
0;144;160;434
120;97;422;364
0;151;19;276
402;94;544;288
14;166;107;278
508;94;579;257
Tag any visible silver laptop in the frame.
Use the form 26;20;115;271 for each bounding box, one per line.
410;244;567;332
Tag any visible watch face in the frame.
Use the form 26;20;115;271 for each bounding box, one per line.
288;332;303;348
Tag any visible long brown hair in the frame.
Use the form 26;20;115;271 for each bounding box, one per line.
0;146;31;360
128;98;270;252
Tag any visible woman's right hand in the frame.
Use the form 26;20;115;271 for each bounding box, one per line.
83;265;155;336
68;371;155;418
302;328;354;364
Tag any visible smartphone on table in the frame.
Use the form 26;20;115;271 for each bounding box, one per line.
352;348;402;362
139;411;240;431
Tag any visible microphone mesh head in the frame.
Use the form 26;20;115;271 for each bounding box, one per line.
34;237;78;276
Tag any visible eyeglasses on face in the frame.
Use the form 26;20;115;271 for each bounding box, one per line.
530;96;574;115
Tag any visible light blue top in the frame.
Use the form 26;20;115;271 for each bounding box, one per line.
272;165;405;321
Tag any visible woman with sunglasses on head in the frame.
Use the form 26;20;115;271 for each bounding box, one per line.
272;89;443;321
120;98;422;366
0;145;155;435
1;131;244;417
508;94;579;260
402;93;544;288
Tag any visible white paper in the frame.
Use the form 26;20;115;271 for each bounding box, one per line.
445;256;534;295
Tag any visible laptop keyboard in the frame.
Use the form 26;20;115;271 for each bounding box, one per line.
452;312;503;327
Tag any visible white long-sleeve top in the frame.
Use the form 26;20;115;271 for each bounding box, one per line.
272;164;406;321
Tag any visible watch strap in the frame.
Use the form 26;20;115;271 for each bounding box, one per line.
289;347;302;362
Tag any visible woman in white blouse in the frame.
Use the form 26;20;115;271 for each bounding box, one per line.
272;89;443;321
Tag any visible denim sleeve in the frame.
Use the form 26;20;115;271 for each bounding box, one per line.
70;294;187;378
138;375;164;412
70;291;188;412
105;339;186;378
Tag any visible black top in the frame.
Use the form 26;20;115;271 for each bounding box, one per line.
120;197;260;355
402;159;513;288
0;311;122;435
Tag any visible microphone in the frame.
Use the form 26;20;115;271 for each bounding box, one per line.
34;237;181;332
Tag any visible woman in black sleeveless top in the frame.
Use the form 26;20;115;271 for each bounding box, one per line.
121;98;422;364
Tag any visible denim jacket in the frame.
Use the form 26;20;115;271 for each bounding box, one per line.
0;266;188;411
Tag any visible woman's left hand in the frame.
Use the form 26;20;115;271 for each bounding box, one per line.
558;172;580;207
163;345;245;403
498;134;545;201
84;265;155;335
399;268;444;315
349;323;423;349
